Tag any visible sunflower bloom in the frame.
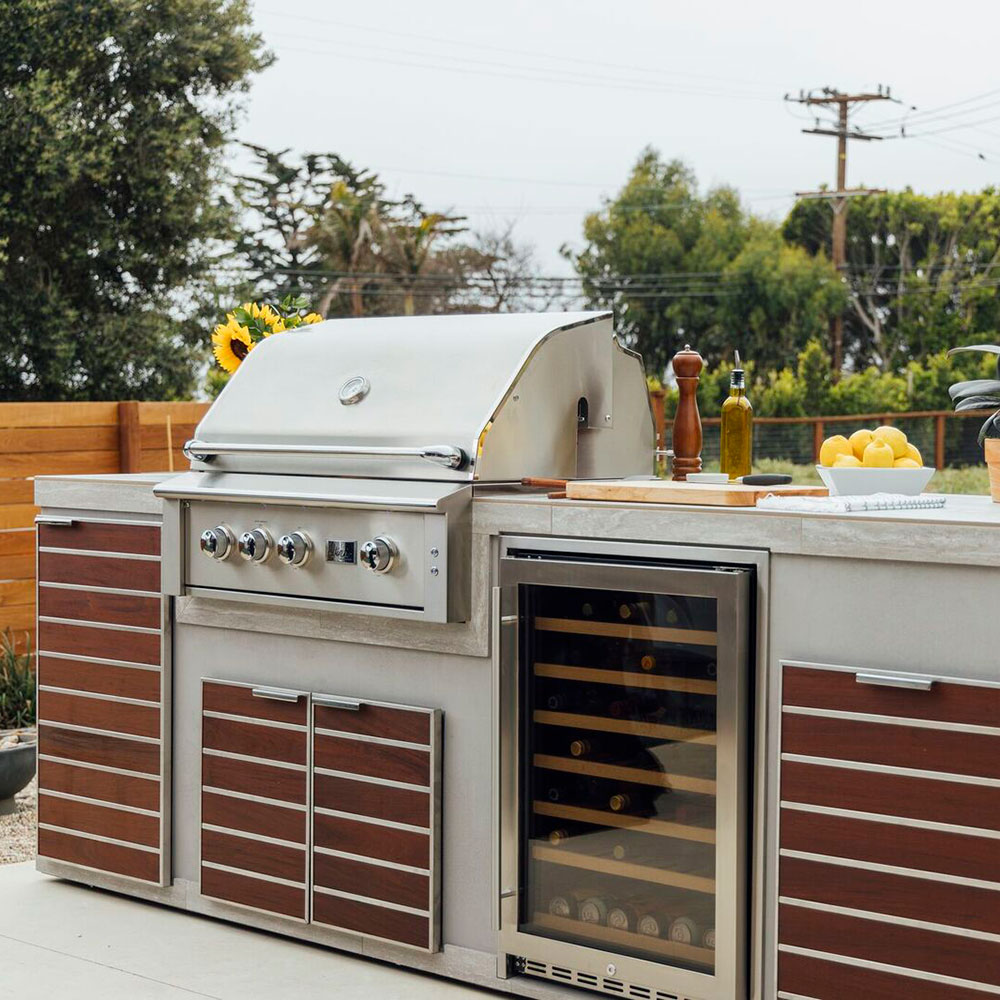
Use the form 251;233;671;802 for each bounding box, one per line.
212;319;253;373
304;312;323;324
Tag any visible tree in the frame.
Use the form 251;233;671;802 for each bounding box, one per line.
0;0;270;400
717;225;846;372
783;188;1000;373
564;148;751;375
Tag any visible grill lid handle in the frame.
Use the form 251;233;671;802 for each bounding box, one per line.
183;440;468;471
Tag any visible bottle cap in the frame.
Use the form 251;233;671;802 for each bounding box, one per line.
730;349;745;389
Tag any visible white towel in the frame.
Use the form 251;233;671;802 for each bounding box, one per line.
756;492;947;513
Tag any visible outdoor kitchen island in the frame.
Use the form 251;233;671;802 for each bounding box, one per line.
32;469;1000;1000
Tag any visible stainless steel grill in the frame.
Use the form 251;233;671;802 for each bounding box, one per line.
155;311;655;623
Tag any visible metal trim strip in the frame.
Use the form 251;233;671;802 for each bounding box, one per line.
201;748;306;772
312;884;430;917
202;710;307;733
313;727;430;752
36;516;161;529
782;704;1000;738
39;789;159;817
38;650;161;672
779;895;1000;944
38;822;160;854
201;823;306;851
38;616;161;636
312;805;429;834
38;753;161;782
781;801;1000;840
779;848;1000;892
777;993;819;1000
201;785;308;812
201;860;306;890
35;854;163;889
40;720;161;745
311;766;430;793
38;581;161;599
38;685;159;708
311;845;430;877
777;944;1000;996
38;546;160;562
782;751;1000;788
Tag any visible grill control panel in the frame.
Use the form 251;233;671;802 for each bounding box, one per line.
181;500;458;621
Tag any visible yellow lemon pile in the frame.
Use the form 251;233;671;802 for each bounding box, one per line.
819;427;923;469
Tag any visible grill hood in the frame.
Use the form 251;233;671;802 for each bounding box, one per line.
183;311;655;482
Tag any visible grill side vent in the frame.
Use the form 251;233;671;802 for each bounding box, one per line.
517;956;692;1000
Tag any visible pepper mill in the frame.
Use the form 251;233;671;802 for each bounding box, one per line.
671;344;703;481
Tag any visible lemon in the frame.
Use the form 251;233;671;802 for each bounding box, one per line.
819;434;853;467
905;442;923;466
833;453;862;468
849;429;874;460
894;457;920;469
872;425;908;459
863;440;895;467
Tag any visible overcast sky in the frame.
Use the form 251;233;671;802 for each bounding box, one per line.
234;0;1000;272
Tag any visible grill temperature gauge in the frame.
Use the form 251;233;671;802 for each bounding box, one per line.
277;531;313;567
360;535;398;574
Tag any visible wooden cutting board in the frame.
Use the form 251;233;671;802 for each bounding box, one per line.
565;479;829;507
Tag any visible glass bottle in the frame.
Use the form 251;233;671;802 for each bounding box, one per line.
720;352;752;481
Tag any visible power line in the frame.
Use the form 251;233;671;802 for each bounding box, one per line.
255;9;778;93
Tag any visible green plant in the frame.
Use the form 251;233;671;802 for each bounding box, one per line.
0;630;35;730
948;344;1000;443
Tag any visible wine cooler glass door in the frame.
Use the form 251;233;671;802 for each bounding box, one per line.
498;550;750;1000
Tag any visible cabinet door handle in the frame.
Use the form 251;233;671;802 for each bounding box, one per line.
313;694;362;711
35;516;75;527
855;671;934;691
251;686;303;702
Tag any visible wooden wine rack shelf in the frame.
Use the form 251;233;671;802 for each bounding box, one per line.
531;844;716;895
531;911;715;967
533;710;717;746
533;753;716;796
535;617;717;648
534;662;717;697
535;801;717;845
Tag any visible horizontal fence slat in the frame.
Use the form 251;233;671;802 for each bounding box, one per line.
0;452;119;479
0;554;34;580
0;426;119;455
0;530;34;557
0;403;119;429
137;402;209;425
0;579;34;608
0;480;35;505
138;450;188;474
139;423;198;450
0;506;39;531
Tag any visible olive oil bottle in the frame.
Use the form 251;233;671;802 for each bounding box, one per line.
720;351;752;481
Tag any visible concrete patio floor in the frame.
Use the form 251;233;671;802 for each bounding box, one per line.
0;862;492;999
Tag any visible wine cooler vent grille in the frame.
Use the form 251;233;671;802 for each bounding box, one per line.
520;957;688;1000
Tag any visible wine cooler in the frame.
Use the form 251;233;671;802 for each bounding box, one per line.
497;537;753;1000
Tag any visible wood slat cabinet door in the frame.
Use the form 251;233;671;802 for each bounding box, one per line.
200;680;310;921
776;661;1000;1000
35;516;168;886
311;695;442;951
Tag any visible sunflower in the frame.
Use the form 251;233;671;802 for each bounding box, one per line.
212;318;253;373
303;312;323;324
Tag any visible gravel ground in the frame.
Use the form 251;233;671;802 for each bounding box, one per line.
0;776;36;864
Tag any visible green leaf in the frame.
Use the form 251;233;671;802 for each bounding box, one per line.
949;378;1000;400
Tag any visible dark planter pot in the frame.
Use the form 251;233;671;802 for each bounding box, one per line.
0;735;37;802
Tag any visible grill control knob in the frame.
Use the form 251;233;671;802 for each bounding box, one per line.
277;531;313;567
360;535;398;574
238;528;273;563
200;525;235;561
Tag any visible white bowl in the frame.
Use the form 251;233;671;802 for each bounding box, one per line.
815;465;936;497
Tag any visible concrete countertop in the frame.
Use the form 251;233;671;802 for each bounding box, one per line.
36;473;1000;567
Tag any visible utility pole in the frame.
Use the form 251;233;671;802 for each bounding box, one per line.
786;86;894;373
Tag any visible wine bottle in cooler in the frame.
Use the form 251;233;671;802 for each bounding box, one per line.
606;901;638;931
547;822;600;846
617;599;651;622
578;893;612;925
543;776;603;806
702;927;716;950
546;886;601;920
608;786;657;816
669;914;704;946
635;904;681;939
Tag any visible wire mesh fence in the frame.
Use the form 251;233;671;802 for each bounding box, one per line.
659;409;993;469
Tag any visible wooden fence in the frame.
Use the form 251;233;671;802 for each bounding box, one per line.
0;400;210;651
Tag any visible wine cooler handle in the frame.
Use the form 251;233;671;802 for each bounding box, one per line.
313;694;362;711
855;671;934;691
